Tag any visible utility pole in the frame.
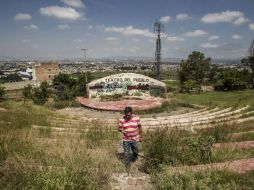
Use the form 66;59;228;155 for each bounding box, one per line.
154;19;164;81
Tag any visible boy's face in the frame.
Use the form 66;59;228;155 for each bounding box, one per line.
124;112;132;119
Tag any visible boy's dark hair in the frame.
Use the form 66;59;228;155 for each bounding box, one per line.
124;107;132;115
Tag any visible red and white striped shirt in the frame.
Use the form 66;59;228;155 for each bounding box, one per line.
118;115;141;141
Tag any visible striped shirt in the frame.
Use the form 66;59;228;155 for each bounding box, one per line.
118;114;141;141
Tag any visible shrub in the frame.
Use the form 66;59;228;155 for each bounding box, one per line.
142;129;215;172
32;82;51;105
152;170;245;190
0;85;5;101
22;84;33;103
85;126;119;148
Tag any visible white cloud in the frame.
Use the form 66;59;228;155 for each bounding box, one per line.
88;25;93;29
105;37;118;41
129;47;140;53
58;24;70;30
22;39;31;43
249;23;254;31
233;17;248;25
176;13;192;21
39;6;82;20
184;30;208;37
167;36;185;42
105;25;155;38
232;34;243;40
74;39;82;43
60;0;84;8
159;16;171;23
201;10;248;26
208;35;220;40
96;24;105;30
201;42;219;48
132;38;140;42
14;13;32;21
24;24;39;30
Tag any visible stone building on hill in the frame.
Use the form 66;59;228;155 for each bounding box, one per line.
32;63;60;83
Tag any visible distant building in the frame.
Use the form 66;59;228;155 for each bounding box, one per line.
32;63;60;83
19;67;33;80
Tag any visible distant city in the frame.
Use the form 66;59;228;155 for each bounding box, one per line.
0;57;248;82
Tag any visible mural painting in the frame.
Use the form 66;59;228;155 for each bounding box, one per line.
87;73;166;98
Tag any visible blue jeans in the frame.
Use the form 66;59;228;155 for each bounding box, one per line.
123;141;139;167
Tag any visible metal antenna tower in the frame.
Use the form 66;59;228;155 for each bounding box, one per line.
81;48;88;62
154;19;164;80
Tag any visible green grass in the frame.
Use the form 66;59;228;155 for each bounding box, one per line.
0;101;52;128
142;127;254;173
198;123;254;143
136;100;195;115
152;170;254;190
175;89;254;108
0;101;122;189
233;132;254;142
212;148;254;163
141;129;215;172
85;126;120;149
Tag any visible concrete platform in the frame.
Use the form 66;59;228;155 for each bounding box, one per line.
77;97;163;112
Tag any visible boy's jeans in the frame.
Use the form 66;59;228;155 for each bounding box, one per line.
123;141;139;167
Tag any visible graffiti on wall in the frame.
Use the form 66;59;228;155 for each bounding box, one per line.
88;73;166;98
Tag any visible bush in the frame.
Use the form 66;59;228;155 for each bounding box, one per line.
100;94;122;101
214;69;250;91
142;129;215;172
32;82;51;105
181;80;201;93
22;84;33;103
152;170;249;190
0;85;5;101
48;100;81;109
85;125;119;148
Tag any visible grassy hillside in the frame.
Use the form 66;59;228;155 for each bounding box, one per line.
1;96;254;189
175;89;254;108
0;101;123;189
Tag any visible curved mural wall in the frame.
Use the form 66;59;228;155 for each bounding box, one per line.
87;73;166;98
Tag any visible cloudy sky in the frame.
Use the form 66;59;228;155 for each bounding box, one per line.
0;0;254;59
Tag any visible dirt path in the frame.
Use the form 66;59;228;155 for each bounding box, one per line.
0;107;7;112
213;141;254;149
229;130;254;139
170;158;254;174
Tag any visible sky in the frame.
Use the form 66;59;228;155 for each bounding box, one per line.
0;0;254;59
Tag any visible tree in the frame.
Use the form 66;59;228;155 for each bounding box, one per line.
32;81;51;105
179;51;212;85
22;84;33;103
53;72;94;101
53;73;78;101
214;69;249;91
241;39;254;88
4;73;22;82
0;85;5;101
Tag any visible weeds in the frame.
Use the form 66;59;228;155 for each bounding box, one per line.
136;100;195;115
142;129;215;172
152;170;254;190
85;126;119;148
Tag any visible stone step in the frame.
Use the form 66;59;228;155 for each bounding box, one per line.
142;106;248;125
